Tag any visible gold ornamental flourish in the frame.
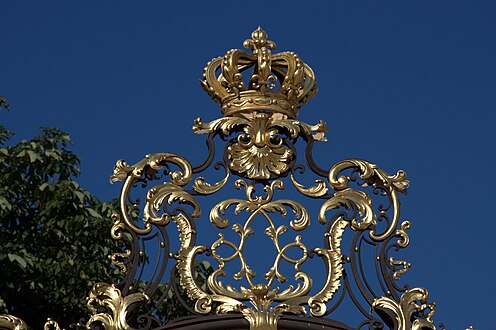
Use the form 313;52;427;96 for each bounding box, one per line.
0;315;27;330
193;114;326;180
86;283;149;330
328;159;409;240
372;288;436;330
110;152;194;235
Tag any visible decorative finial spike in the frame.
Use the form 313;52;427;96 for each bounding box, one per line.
243;27;276;51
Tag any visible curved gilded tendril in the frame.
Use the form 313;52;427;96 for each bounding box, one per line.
109;249;132;274
396;220;411;248
210;180;309;231
389;257;411;281
307;221;347;316
193;162;230;195
144;183;200;226
319;188;376;231
290;166;328;198
264;231;307;285
328;159;409;241
110;153;193;235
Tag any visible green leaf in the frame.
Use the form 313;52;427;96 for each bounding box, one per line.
7;253;27;269
74;190;86;203
79;270;89;280
0;196;12;211
27;150;38;162
86;207;102;219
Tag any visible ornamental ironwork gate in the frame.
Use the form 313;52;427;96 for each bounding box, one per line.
1;28;443;330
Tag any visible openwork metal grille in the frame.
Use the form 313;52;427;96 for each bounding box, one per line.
1;28;440;330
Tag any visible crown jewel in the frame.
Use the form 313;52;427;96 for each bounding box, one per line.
201;27;318;118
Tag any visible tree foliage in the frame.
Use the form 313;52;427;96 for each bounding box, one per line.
0;100;213;328
0;122;122;328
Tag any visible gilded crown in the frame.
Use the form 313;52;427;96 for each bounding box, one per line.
201;27;318;119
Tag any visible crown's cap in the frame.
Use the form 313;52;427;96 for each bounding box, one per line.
201;27;318;119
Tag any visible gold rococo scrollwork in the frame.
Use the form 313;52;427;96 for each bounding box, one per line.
77;28;441;330
110;153;195;235
311;159;412;318
86;283;149;330
0;314;27;330
101;146;440;330
44;318;63;330
290;170;328;198
193;114;326;180
174;179;314;329
372;288;436;330
0;27;448;330
101;148;435;330
327;159;409;241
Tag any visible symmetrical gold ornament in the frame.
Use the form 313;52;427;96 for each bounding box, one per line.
95;28;438;330
1;28;449;330
193;114;326;180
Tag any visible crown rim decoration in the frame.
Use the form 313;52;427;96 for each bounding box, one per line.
201;27;318;119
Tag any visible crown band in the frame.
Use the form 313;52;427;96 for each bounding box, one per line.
221;91;299;118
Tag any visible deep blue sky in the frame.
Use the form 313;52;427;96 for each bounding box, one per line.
2;1;495;328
